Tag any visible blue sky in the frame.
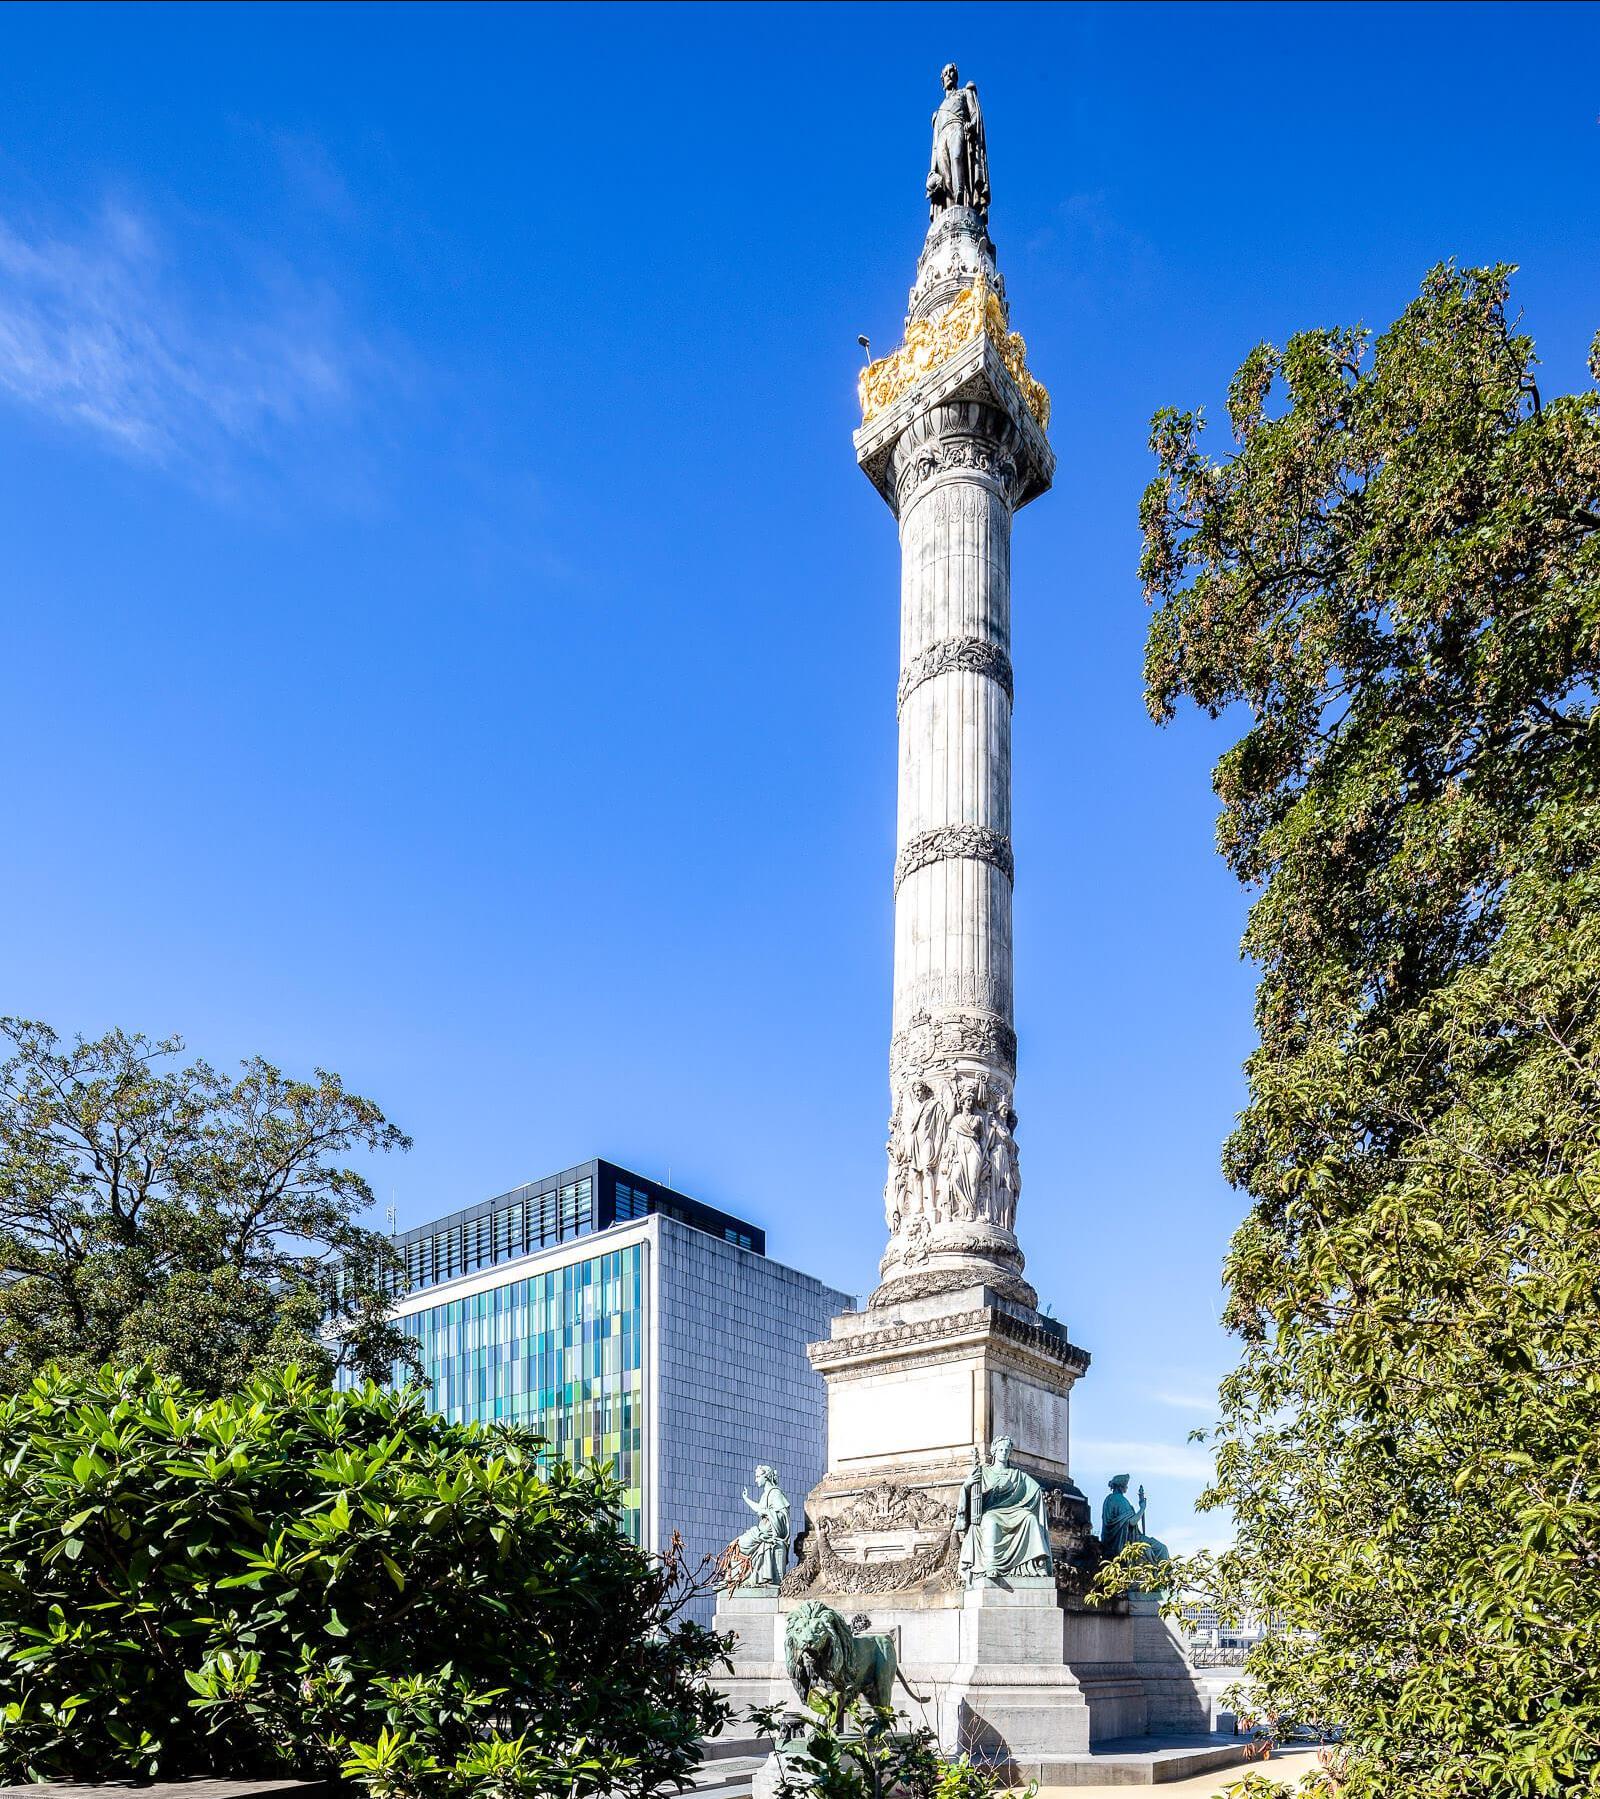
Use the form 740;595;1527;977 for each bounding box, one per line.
3;1;1597;1551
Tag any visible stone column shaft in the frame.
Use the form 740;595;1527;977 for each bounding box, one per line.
894;474;1014;1036
854;209;1054;1311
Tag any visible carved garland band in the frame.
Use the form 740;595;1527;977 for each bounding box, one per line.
897;637;1014;716
809;1303;1087;1372
895;438;1023;512
890;1008;1019;1080
894;824;1014;894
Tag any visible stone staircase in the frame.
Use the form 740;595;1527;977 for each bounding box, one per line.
686;1750;765;1799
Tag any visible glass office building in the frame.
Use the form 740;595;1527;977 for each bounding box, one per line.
388;1158;760;1297
399;1239;648;1538
380;1160;850;1621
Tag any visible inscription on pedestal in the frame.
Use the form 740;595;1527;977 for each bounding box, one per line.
832;1368;973;1464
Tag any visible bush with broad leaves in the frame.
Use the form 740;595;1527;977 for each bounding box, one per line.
0;1363;729;1797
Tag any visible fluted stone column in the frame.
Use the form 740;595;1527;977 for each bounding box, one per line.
717;91;1209;1769
780;181;1089;1610
857;206;1054;1310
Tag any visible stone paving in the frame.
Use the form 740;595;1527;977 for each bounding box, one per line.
693;1741;1321;1798
1034;1746;1322;1794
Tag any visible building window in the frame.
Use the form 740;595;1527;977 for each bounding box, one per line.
382;1241;647;1544
556;1179;593;1239
527;1189;557;1246
493;1204;519;1261
615;1183;649;1221
466;1216;490;1272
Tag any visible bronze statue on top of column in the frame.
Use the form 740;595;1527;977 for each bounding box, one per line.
926;63;990;218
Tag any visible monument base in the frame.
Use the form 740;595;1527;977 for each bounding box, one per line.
798;1283;1094;1555
714;1586;788;1746
708;1285;1208;1766
948;1582;1097;1759
712;1580;1210;1766
1126;1593;1212;1736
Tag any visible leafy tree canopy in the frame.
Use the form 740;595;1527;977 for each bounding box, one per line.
0;1018;415;1393
1120;266;1600;1797
0;1364;728;1794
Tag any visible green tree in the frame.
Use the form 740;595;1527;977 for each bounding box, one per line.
0;1364;728;1794
1122;266;1600;1796
0;1018;416;1393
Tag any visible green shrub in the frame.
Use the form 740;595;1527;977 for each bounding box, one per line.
0;1363;729;1794
747;1698;1033;1799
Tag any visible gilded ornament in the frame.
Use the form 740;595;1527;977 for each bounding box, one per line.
858;276;1051;430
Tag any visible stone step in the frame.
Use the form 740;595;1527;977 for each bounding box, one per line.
1022;1735;1252;1786
687;1756;765;1799
699;1733;773;1762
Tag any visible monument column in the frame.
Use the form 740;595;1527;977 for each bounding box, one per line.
715;73;1212;1770
862;147;1053;1314
789;65;1083;1532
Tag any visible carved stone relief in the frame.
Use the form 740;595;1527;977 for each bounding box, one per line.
781;1485;961;1598
868;1262;1037;1310
780;1521;960;1597
860;260;1048;436
897;971;1011;1017
882;1070;1020;1237
908;207;1006;324
891;1008;1018;1081
897;636;1013;716
809;1304;1087;1374
895;436;1023;512
1046;1485;1090;1534
894;823;1013;894
838;1482;954;1534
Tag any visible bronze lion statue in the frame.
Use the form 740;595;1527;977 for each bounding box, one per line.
782;1600;925;1729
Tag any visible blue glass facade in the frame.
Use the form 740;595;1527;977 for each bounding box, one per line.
397;1239;646;1541
368;1161;835;1605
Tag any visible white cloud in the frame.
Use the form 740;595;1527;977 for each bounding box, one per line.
1151;1388;1219;1414
0;198;379;480
1159;1519;1234;1558
1074;1437;1216;1483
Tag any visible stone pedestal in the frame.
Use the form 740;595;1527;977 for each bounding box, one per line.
762;1285;1208;1769
797;1284;1092;1571
947;1582;1094;1760
736;1580;1203;1772
713;1586;788;1736
1127;1594;1212;1735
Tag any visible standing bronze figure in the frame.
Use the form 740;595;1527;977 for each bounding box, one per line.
926;63;990;217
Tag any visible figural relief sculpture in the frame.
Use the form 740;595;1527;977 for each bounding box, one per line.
883;1075;1021;1238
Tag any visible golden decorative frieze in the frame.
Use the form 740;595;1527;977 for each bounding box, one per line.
858;275;1051;430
